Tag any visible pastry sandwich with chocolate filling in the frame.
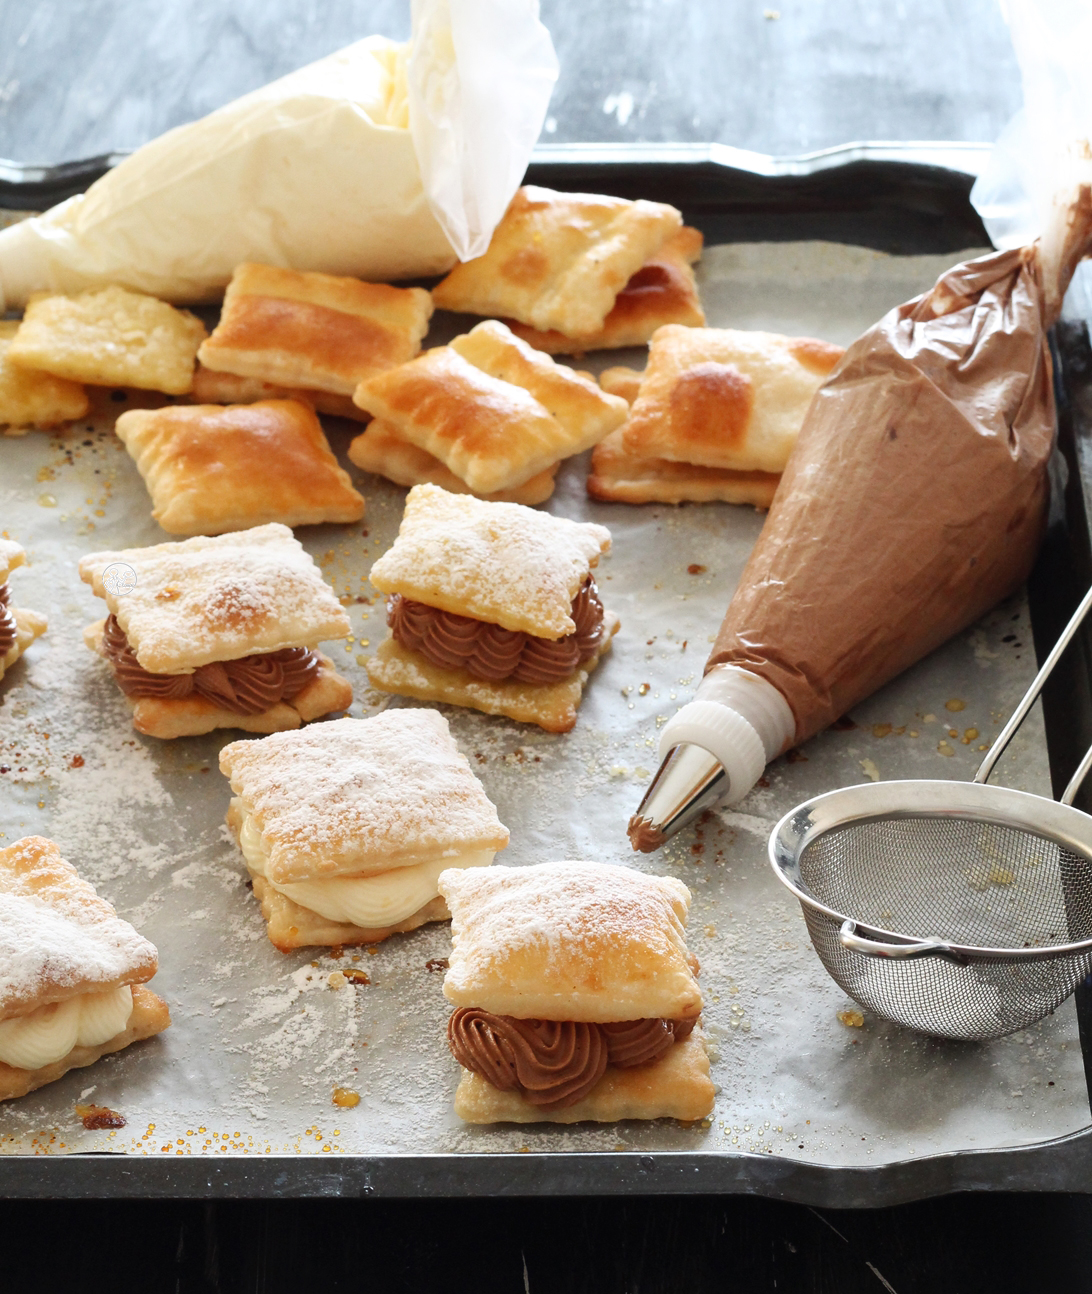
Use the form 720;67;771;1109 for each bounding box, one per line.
0;539;47;683
439;860;715;1124
79;523;352;738
220;710;509;952
366;484;618;732
0;836;170;1101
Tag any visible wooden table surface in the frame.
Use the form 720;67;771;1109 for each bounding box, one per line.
2;4;1088;1292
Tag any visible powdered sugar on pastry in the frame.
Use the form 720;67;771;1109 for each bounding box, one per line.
368;484;611;639
0;539;25;584
0;836;158;1019
79;523;351;673
219;710;509;883
439;860;702;1023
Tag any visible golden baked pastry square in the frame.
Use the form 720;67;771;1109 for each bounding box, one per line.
0;836;170;1100
508;226;706;354
115;400;365;535
622;324;845;473
190;364;369;422
368;484;611;639
78;523;351;673
448;321;627;444
219;710;510;883
431;185;683;338
0;538;26;587
347;420;558;505
453;1026;714;1124
365;610;618;733
0;321;88;434
7;286;207;394
354;339;612;495
198;262;434;395
587;429;781;509
439;860;702;1022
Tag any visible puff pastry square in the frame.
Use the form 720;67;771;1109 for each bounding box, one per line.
365;612;618;733
622;324;845;473
354;323;625;494
587;428;780;509
0;321;88;434
190;364;370;422
0;539;47;682
115;400;365;535
219;711;509;883
7;286;207;394
440;860;702;1022
78;523;350;673
369;484;611;639
508;226;705;354
198;262;434;395
347;420;558;505
0;835;169;1098
453;1026;714;1124
431;186;682;338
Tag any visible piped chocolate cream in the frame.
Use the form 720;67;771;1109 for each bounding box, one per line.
447;1008;697;1110
387;577;605;684
102;614;319;714
0;585;15;655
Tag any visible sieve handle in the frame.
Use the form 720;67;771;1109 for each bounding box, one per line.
839;920;967;964
975;583;1092;788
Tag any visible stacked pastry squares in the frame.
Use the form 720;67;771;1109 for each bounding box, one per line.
432;185;705;354
0;539;47;683
588;324;846;508
367;484;617;731
348;320;628;504
0;836;169;1101
220;710;509;952
439;860;715;1124
80;524;353;738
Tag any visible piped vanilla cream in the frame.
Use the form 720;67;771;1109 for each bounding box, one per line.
238;812;493;927
0;985;133;1070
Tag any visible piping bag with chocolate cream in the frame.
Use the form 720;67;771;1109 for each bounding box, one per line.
0;0;557;307
629;181;1092;852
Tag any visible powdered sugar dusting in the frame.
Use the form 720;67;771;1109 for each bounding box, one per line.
220;710;509;881
369;485;611;638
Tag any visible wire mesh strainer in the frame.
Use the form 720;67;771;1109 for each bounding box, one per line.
769;585;1092;1041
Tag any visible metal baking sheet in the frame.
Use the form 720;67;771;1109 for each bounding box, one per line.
1;230;1089;1201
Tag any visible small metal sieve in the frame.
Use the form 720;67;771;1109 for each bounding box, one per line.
769;586;1092;1041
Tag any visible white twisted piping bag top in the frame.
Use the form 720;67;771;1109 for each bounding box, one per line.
0;0;558;309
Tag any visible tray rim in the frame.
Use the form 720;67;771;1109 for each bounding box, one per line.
2;143;1091;1202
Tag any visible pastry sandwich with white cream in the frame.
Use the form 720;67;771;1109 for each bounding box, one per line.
220;710;510;952
0;836;170;1101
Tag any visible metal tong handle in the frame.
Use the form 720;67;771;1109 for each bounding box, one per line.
838;920;967;963
974;583;1092;804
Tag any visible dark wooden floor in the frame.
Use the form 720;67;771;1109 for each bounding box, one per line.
5;1192;1092;1292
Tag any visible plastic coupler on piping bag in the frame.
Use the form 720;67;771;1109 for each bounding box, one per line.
0;0;558;309
629;202;1092;852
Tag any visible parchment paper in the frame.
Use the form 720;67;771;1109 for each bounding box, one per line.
0;238;1086;1168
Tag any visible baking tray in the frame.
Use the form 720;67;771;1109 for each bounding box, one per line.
3;143;1092;1205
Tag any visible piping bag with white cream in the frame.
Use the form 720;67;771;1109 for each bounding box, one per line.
0;0;557;307
629;177;1092;851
